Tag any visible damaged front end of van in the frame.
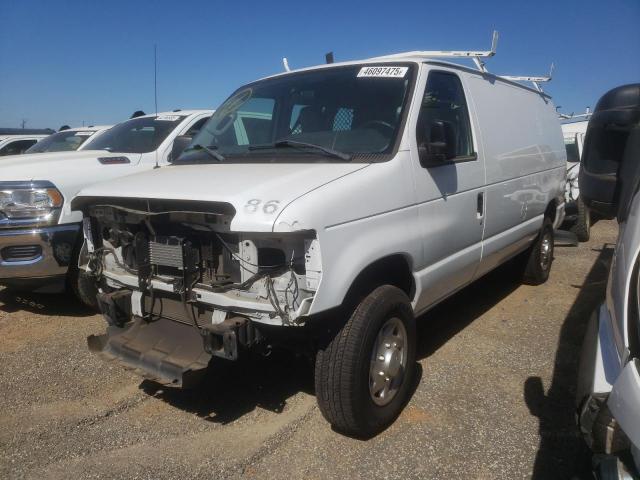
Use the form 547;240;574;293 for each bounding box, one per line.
75;197;323;387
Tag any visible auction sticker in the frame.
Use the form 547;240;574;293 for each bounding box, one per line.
75;131;94;136
357;66;408;78
155;115;181;121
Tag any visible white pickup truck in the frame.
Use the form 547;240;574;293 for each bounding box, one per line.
0;132;51;156
0;110;212;305
24;125;113;154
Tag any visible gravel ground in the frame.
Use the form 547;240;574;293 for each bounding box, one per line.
0;220;618;480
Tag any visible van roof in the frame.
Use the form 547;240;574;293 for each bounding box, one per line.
259;55;552;99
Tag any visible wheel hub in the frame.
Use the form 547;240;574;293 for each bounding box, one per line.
540;232;552;270
369;317;407;406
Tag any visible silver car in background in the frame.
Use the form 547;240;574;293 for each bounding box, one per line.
577;83;640;479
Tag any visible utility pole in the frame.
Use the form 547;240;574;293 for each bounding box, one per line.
154;44;158;114
20;119;27;129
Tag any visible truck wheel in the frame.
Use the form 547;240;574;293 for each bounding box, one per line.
522;217;554;285
68;243;98;309
570;197;591;242
314;285;416;437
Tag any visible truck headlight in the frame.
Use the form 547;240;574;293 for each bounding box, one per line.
0;186;63;220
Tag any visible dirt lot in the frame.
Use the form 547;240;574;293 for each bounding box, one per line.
0;220;618;480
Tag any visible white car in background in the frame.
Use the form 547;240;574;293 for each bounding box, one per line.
25;125;113;154
0;110;212;307
562;119;591;241
0;132;52;156
577;83;640;479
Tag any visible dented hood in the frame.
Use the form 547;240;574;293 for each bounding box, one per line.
74;162;369;231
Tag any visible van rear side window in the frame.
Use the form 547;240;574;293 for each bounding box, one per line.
416;71;474;159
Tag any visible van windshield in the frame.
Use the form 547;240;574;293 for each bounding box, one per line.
88;115;186;154
175;64;415;163
26;130;95;153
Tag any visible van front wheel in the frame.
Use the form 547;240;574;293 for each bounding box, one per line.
314;285;416;437
522;217;554;285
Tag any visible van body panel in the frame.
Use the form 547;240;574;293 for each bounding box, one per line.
272;154;422;314
464;75;566;274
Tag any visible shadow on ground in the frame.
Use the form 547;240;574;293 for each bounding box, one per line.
0;287;94;317
143;259;526;428
415;260;521;360
524;244;615;479
140;349;315;424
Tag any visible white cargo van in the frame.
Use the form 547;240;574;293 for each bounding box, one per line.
577;84;640;478
0;110;212;306
73;46;566;435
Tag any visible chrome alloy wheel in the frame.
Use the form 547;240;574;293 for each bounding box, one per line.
369;317;408;406
540;231;553;270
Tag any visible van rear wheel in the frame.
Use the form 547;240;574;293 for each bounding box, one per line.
314;285;416;437
522;217;554;285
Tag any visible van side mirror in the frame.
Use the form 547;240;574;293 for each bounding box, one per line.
419;120;457;167
579;84;640;221
170;135;192;162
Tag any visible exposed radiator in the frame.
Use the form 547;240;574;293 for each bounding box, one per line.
149;237;185;269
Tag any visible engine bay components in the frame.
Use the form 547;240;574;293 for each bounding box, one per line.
83;204;321;327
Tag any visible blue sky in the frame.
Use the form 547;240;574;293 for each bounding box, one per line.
1;0;638;129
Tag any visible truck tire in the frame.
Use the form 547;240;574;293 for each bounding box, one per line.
315;285;416;437
68;242;98;309
570;196;591;242
522;217;555;285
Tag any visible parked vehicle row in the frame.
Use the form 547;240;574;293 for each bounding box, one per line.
2;41;637;478
0;110;212;306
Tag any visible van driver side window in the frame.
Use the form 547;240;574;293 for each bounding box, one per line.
416;71;474;160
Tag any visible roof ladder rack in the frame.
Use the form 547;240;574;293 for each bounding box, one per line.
501;63;555;92
558;107;592;120
371;30;500;73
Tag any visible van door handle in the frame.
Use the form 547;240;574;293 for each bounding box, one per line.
477;192;485;220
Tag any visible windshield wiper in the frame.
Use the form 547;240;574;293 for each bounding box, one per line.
249;139;351;161
184;144;225;162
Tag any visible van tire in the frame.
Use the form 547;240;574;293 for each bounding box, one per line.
522;217;554;285
570;197;591;242
314;285;416;437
